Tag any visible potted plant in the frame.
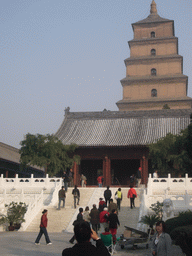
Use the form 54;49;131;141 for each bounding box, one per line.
0;202;28;231
139;214;160;234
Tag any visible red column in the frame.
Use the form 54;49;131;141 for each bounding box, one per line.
6;170;8;178
103;158;106;186
73;162;80;186
104;156;111;186
142;156;148;186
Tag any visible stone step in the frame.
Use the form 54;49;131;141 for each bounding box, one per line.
26;187;142;234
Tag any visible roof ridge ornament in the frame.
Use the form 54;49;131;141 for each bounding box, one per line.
150;0;157;15
64;106;70;115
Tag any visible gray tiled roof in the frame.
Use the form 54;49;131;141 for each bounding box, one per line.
132;14;173;25
55;109;192;147
0;142;43;170
0;142;20;164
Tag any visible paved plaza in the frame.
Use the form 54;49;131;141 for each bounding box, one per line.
0;231;184;256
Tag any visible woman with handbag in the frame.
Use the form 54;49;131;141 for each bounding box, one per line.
127;185;137;209
115;188;123;211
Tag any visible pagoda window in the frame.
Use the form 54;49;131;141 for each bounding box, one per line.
151;49;156;56
151;31;155;38
151;68;157;76
151;89;157;97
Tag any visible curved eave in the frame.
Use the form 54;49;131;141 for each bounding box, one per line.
55;110;191;148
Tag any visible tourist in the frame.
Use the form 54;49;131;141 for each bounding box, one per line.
104;186;112;206
108;199;118;214
89;204;100;233
151;221;172;256
83;206;91;224
99;207;109;232
127;185;137;209
80;174;87;187
35;209;52;245
97;175;103;187
72;185;80;209
136;167;142;187
58;186;66;210
107;209;120;244
63;221;110;256
69;207;84;244
98;197;106;212
115;188;122;211
130;174;136;185
63;171;69;192
153;170;159;178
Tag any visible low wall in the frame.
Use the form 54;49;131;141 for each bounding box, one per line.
0;174;63;231
137;173;192;232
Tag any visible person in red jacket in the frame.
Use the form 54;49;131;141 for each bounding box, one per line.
35;209;52;245
97;175;103;187
127;185;137;209
99;207;109;232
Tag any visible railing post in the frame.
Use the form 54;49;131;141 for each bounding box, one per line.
45;174;49;188
14;174;19;187
30;174;34;187
167;173;171;188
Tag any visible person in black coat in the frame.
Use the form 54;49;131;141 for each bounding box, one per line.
107;209;120;243
69;208;84;244
63;221;110;256
104;186;112;206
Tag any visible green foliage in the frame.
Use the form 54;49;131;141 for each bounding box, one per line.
0;202;28;226
148;119;192;176
20;133;80;176
139;214;160;229
170;225;192;241
150;201;164;220
165;210;192;234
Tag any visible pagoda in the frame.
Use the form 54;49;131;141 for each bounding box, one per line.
116;0;192;111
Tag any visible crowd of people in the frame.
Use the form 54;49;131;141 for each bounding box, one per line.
35;175;181;255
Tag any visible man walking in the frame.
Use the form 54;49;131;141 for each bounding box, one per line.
89;204;100;233
72;185;80;209
58;186;66;210
108;199;118;214
104;186;112;206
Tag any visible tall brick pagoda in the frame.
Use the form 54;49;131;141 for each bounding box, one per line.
55;1;192;186
116;0;192;111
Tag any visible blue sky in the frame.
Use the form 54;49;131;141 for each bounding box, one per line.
1;0;191;149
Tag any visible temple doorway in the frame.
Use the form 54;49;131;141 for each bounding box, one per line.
80;159;103;186
111;159;140;186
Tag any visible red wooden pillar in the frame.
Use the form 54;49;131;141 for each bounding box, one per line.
6;170;8;178
103;156;111;186
141;156;148;186
103;158;106;186
73;162;80;186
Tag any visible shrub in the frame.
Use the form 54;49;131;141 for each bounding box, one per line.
165;211;192;234
170;225;192;240
0;202;28;228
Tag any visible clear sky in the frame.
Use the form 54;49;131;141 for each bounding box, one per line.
1;0;191;149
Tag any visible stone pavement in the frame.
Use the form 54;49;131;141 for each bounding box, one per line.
0;231;184;256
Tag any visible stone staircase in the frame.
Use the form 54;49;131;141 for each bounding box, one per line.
26;187;142;234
